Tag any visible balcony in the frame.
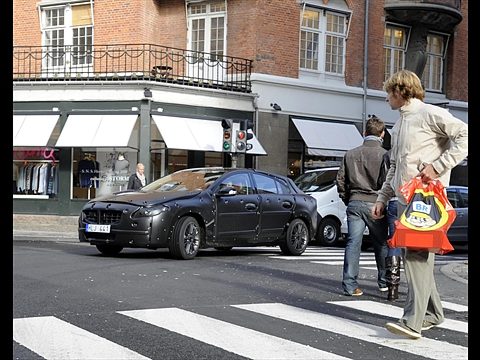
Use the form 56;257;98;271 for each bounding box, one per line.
384;0;462;32
13;44;253;93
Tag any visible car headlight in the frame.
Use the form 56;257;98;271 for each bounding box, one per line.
132;206;168;218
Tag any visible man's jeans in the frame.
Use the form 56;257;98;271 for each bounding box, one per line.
342;200;388;294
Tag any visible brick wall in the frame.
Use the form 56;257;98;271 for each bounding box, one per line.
13;0;468;101
13;0;41;46
445;0;468;101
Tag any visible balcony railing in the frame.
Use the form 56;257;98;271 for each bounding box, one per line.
13;44;252;93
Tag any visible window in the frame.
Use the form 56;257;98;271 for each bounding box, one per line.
188;0;226;61
421;33;448;93
253;174;278;194
458;188;468;207
41;2;93;71
218;173;253;195
300;8;347;75
384;25;408;81
13;149;60;199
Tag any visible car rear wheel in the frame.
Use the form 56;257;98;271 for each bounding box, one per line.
317;218;340;246
169;216;202;260
95;244;123;256
280;218;309;255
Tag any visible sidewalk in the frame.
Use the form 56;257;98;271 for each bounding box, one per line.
13;214;467;283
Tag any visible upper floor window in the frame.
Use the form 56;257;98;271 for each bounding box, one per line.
187;0;226;61
300;8;347;75
41;2;93;70
421;33;448;93
384;24;409;81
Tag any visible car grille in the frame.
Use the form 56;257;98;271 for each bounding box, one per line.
83;210;122;224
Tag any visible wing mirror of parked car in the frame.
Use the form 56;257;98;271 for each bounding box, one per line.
215;186;238;197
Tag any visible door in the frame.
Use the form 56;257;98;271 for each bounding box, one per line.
187;1;226;83
253;173;295;242
214;172;260;245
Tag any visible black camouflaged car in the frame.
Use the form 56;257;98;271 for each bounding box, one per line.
78;167;317;259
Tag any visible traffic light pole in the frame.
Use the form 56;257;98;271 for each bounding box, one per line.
230;153;238;168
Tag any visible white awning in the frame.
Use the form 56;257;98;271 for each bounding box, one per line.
13;115;60;147
291;118;363;157
152;115;267;155
55;114;139;148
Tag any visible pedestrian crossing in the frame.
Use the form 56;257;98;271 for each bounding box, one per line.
14;298;468;360
261;247;467;271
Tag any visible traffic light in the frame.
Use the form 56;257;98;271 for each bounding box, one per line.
236;128;247;152
221;119;233;152
241;119;254;151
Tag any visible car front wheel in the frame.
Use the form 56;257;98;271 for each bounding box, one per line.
95;244;123;256
280;218;309;255
317;218;340;246
169;216;202;260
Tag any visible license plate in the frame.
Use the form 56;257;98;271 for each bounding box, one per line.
86;224;111;233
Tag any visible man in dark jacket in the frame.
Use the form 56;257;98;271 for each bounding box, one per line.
336;116;389;296
127;163;147;190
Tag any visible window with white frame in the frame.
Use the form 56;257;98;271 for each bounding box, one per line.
384;25;408;81
187;0;226;62
421;33;448;93
41;2;93;70
300;8;347;75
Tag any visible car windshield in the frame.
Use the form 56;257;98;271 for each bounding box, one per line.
140;168;226;192
294;169;337;192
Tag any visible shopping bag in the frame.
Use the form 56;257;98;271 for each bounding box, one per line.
388;177;456;254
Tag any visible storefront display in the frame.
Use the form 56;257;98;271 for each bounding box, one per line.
72;149;137;199
13;148;59;199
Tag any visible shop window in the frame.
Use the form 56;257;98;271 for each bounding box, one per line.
13;148;60;199
72;149;138;199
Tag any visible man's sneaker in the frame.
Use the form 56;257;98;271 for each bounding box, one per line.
421;321;437;331
385;322;421;339
379;286;388;292
347;288;363;296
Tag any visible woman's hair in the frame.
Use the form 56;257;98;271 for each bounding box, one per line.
383;69;425;101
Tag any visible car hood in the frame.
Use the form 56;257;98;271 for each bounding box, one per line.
87;190;202;207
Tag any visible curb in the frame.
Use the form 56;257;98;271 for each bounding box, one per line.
440;262;468;284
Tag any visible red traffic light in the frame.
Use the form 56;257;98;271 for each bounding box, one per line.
237;130;246;140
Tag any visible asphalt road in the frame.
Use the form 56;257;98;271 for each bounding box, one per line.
13;239;468;360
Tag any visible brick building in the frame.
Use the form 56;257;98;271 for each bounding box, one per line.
13;0;468;216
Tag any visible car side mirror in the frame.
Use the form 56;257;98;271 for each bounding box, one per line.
215;186;237;197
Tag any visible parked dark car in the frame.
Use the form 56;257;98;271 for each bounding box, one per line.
446;185;468;246
78;167;317;259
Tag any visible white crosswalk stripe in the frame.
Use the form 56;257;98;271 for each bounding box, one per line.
233;303;468;360
266;247;463;273
328;300;468;333
14;299;468;360
119;308;351;360
13;316;150;360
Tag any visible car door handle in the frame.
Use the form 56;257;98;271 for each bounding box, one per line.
245;203;257;211
282;201;293;209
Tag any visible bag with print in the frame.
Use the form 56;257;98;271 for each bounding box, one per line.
388;177;456;255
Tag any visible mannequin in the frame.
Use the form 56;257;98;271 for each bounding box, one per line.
114;153;130;174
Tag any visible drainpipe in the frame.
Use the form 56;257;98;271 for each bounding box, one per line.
362;0;369;135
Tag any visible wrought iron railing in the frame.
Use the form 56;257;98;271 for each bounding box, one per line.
13;44;252;93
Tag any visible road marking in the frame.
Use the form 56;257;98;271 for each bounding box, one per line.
118;308;351;360
13;316;150;360
233;303;467;360
328;300;468;333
